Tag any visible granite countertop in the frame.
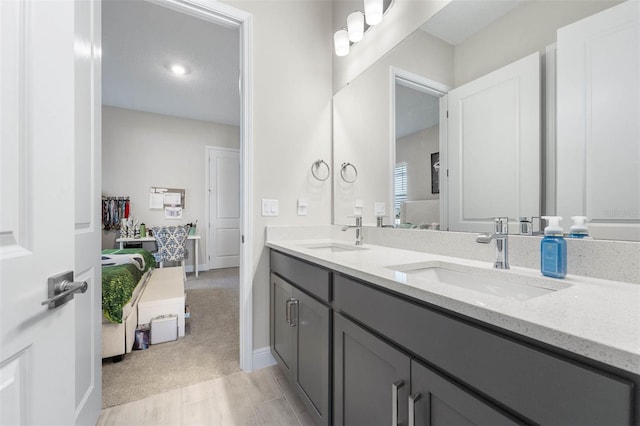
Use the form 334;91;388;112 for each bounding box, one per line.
266;238;640;375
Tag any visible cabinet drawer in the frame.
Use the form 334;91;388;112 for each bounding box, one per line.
270;250;331;302
334;273;634;425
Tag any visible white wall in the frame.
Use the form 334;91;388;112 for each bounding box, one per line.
223;0;334;351
102;106;239;269
454;0;622;86
396;125;439;201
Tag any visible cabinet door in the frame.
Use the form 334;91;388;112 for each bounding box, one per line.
292;288;331;426
334;313;411;426
410;360;519;426
270;274;293;375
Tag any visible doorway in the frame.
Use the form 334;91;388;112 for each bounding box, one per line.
391;68;449;229
100;0;253;407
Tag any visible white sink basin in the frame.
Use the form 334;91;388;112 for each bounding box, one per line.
300;243;368;253
387;261;571;301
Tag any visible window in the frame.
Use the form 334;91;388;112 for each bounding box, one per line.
394;162;407;222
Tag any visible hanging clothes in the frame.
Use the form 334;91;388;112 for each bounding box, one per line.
102;196;130;230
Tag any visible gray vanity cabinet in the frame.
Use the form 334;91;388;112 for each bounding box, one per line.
334;312;516;426
270;273;294;374
410;360;519;426
270;251;332;426
333;273;635;426
334;313;410;426
270;249;637;426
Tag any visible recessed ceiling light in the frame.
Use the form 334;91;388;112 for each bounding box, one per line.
168;63;191;76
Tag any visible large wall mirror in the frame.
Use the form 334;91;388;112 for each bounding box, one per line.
332;0;639;241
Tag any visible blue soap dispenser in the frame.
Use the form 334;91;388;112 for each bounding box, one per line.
540;216;567;279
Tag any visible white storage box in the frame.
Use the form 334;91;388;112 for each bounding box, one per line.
150;314;178;344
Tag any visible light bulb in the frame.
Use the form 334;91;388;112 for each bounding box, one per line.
168;63;191;76
334;29;350;57
364;0;383;25
347;11;364;42
171;64;187;75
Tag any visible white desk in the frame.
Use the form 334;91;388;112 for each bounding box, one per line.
116;234;201;277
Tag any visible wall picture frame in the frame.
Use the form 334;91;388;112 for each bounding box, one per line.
431;152;440;194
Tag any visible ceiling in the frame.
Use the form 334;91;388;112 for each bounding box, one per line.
395;84;440;139
420;0;526;45
102;0;240;126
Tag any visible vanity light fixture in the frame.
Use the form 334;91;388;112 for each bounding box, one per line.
347;11;365;42
364;0;383;25
334;0;392;56
334;28;350;57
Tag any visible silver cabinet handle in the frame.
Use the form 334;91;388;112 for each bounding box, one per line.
289;299;299;327
42;271;87;309
392;380;404;426
285;299;292;325
408;393;422;426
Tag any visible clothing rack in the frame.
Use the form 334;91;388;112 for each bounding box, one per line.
102;196;130;230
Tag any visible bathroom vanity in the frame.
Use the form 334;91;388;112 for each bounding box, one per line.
267;239;639;426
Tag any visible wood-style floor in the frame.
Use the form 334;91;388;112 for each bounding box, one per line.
97;366;315;426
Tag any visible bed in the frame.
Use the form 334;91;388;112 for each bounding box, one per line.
101;248;155;360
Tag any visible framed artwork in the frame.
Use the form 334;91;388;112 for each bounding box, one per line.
431;152;440;194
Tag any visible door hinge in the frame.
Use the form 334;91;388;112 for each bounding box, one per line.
241;235;245;243
446;110;449;118
446;169;449;177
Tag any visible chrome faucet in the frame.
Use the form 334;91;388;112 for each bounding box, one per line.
476;217;510;269
376;216;395;228
342;216;363;246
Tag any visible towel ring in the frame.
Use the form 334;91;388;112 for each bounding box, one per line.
340;162;358;183
311;159;330;181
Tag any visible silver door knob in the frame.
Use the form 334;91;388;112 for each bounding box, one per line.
42;271;88;309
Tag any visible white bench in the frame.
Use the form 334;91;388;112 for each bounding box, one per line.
138;267;186;337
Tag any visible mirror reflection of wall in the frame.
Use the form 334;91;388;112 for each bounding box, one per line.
394;80;442;229
333;29;453;226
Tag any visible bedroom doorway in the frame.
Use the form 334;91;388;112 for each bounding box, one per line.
101;0;253;408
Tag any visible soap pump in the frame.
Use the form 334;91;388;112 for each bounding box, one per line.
569;216;590;238
540;216;567;279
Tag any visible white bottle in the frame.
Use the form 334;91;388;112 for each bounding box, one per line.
569;216;590;239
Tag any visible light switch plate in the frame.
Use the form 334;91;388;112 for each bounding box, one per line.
262;199;279;217
297;198;309;216
354;199;363;216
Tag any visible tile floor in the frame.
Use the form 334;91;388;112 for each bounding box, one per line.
97;366;315;426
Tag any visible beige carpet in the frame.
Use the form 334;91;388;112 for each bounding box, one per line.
102;284;240;408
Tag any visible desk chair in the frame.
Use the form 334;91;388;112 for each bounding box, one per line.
151;225;190;280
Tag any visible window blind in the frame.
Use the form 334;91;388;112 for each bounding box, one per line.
394;162;407;217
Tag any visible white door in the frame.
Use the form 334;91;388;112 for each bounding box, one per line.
556;0;639;241
445;52;540;233
0;1;101;425
208;147;240;269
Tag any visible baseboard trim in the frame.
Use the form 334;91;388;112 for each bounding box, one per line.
185;263;206;273
252;346;276;371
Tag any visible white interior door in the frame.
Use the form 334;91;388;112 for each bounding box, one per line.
208;147;240;269
556;0;639;241
0;1;101;425
446;52;540;233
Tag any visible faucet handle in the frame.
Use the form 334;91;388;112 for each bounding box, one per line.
494;217;509;234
